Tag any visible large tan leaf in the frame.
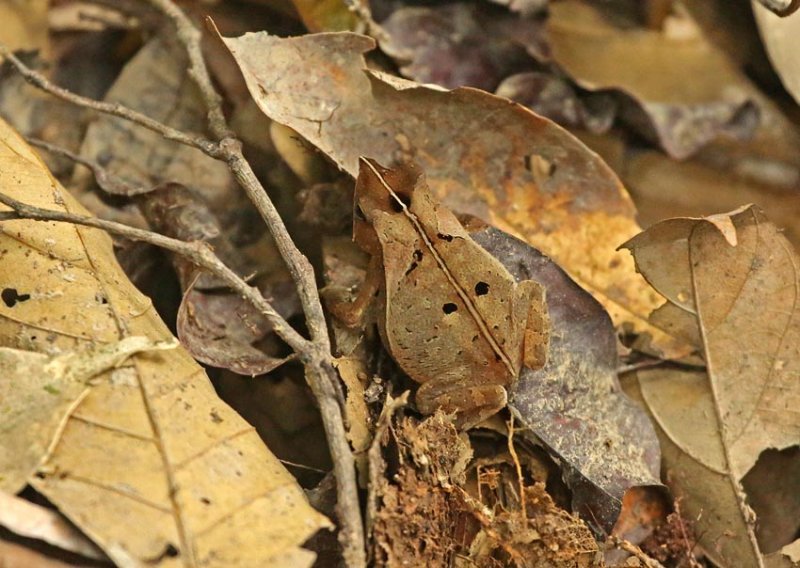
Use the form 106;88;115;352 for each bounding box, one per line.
622;206;800;567
0;337;175;494
0;117;330;566
219;30;687;357
0;0;48;53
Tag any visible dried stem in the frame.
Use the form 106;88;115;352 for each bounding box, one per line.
606;536;667;568
25;137;142;196
0;47;221;158
0;193;309;355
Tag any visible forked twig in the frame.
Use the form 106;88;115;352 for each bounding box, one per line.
0;193;308;353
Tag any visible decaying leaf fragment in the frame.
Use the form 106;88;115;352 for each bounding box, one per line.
74;34;243;225
0;490;105;560
469;225;662;534
754;2;800;105
623;205;800;567
0;117;330;566
372;412;601;567
380;2;547;91
219;29;686;357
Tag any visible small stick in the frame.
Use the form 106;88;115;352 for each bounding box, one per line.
606;536;667;568
0;46;221;158
0;193;309;356
137;5;365;563
25;137;142;196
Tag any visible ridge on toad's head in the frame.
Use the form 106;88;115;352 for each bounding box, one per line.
355;157;425;221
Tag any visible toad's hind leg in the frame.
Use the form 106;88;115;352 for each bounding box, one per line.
416;379;508;430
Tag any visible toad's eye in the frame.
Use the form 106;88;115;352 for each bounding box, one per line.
354;203;367;221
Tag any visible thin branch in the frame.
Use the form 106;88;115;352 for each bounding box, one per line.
144;0;229;139
0;193;310;356
606;536;667;568
143;4;331;350
138;8;364;563
0;46;221;158
25;137;143;196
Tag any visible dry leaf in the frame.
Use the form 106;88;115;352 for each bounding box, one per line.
219;30;685;357
547;0;759;159
618;149;800;250
289;0;361;32
0;491;104;560
0;0;49;53
0;117;330;566
753;2;800;105
0;337;175;494
138;183;297;375
333;357;371;484
74;34;245;229
380;3;546;91
496;72;616;134
470;224;662;533
622;206;800;566
0;539;77;568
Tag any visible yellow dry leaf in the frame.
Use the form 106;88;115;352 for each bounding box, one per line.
0;337;176;494
0;117;330;567
0;0;49;53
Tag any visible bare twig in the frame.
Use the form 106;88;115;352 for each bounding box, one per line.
365;392;409;554
0;193;309;355
139;5;364;564
25;137;142;196
606;536;667;568
0;47;221;158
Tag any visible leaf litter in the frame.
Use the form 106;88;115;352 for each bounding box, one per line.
3;1;800;567
0;117;330;566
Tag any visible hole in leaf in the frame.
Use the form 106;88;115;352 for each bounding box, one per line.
405;262;418;276
2;288;30;308
163;544;179;558
437;233;454;242
442;303;458;314
413;249;423;261
475;282;489;296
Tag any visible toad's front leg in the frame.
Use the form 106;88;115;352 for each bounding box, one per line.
416;377;508;430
